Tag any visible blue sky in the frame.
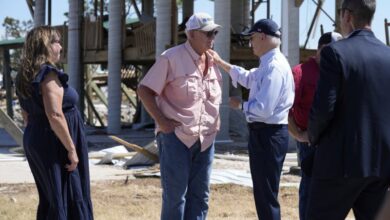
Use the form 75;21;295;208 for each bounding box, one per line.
0;0;388;49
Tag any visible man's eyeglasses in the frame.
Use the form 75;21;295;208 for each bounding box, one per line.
199;30;219;38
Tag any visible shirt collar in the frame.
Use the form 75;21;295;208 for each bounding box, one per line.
346;28;373;38
260;47;280;63
184;41;215;66
184;41;201;61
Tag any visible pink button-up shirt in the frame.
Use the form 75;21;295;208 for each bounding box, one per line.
140;41;222;151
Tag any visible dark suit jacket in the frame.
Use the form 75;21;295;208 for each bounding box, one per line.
308;29;390;179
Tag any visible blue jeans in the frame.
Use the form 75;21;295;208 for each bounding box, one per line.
296;141;315;220
157;132;214;220
248;122;289;220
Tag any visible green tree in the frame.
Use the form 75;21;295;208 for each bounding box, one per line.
2;16;33;39
1;17;32;75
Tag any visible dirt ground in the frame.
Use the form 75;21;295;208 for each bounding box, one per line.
0;178;299;220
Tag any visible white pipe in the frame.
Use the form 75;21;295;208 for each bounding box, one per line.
68;0;82;100
156;0;171;56
107;0;124;134
281;0;289;58
214;0;231;142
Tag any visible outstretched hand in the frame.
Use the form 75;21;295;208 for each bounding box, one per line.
206;49;232;73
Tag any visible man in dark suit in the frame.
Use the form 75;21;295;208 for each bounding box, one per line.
306;0;390;219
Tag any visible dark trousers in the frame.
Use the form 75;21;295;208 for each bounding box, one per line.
248;122;289;220
306;177;390;220
296;141;315;220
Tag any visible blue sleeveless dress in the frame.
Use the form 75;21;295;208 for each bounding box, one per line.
19;64;94;220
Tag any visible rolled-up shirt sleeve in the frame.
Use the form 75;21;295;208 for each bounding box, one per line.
229;65;257;89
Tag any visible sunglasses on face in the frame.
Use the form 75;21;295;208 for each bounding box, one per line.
199;30;219;38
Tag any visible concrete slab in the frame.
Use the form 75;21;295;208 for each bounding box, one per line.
0;126;300;185
0;160;136;184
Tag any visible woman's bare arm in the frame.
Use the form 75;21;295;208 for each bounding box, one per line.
41;71;78;171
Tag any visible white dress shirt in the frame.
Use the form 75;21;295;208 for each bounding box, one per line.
229;48;295;124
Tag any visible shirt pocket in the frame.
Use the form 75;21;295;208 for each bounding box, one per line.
170;75;200;101
207;78;222;104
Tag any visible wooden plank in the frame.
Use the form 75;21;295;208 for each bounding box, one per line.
90;80;108;106
0;108;23;147
88;152;136;159
85;93;105;127
109;135;159;162
121;83;137;108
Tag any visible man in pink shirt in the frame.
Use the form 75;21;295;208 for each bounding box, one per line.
137;12;222;220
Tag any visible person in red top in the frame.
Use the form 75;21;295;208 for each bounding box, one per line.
288;32;342;220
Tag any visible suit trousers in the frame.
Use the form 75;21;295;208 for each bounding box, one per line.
306;177;390;220
248;122;288;220
296;141;315;220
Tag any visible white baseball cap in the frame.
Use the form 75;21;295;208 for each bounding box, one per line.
318;32;343;46
185;12;221;32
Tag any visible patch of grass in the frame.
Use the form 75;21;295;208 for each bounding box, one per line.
0;179;300;220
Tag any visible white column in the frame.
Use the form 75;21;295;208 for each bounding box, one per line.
156;0;171;56
281;0;300;67
107;0;124;134
34;0;45;27
68;0;83;109
214;0;231;142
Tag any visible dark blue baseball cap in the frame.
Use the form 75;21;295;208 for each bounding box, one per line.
242;19;281;38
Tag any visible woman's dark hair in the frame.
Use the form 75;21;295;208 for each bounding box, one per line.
15;26;60;98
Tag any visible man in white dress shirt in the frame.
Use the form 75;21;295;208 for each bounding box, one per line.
208;19;294;220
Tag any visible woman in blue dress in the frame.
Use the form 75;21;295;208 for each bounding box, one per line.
15;26;94;219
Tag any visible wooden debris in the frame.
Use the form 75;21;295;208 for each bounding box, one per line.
0;108;23;148
88;152;136;159
109;136;159;162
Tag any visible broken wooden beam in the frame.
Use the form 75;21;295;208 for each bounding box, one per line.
0;108;23;147
109;135;159;162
